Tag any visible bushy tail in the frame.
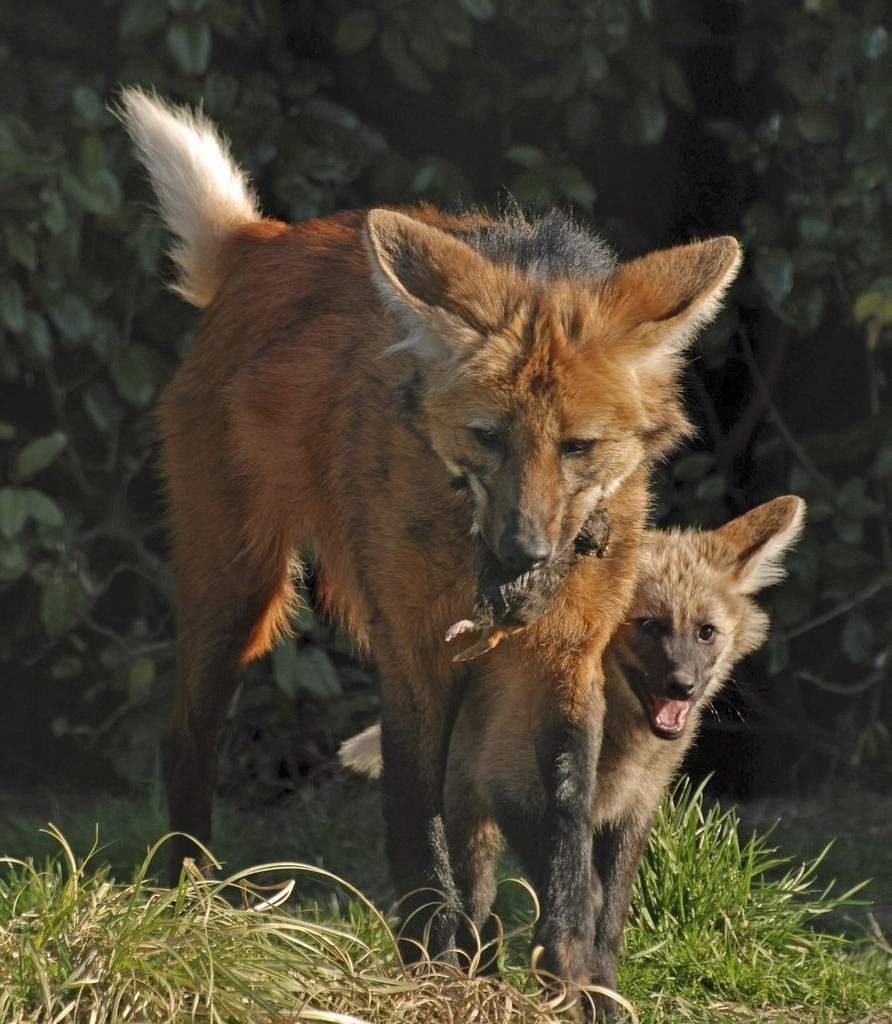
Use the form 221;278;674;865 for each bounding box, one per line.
338;723;383;779
117;87;261;308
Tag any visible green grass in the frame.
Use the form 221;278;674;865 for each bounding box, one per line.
0;781;889;1024
736;786;892;937
621;779;891;1022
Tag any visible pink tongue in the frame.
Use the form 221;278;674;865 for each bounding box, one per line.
651;697;691;732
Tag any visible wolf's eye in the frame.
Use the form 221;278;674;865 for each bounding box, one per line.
697;623;717;644
560;438;596;457
470;426;502;450
635;617;660;634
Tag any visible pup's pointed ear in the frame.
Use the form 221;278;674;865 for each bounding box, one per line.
363;210;503;362
606;236;742;371
715;495;806;595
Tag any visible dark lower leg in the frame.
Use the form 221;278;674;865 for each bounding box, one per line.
381;707;460;964
588;818;652;1021
446;801;502;973
165;635;241;881
532;702;604;988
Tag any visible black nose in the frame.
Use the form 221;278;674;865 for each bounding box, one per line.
499;534;552;574
666;675;695;700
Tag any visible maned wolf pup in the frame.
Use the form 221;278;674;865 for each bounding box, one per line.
341;496;805;1015
120;88;740;980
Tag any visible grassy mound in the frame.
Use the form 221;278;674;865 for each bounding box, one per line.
0;784;889;1024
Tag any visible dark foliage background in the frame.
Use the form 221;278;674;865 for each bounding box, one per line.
1;0;890;802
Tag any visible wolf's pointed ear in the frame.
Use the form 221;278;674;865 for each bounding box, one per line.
715;495;806;595
363;210;502;361
607;236;742;372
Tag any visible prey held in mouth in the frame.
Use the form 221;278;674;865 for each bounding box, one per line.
445;506;612;661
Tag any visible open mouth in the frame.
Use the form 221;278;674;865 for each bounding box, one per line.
647;695;693;739
626;666;694;740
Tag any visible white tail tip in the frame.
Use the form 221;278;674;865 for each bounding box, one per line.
117;87;261;307
338;723;383;779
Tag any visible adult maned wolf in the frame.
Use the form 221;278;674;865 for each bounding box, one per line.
119;87;741;984
341;495;806;1017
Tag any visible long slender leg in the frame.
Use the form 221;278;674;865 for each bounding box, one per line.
444;758;503;973
164;541;296;872
588;816;654;1021
531;695;605;989
160;387;297;879
379;682;462;965
165;556;295;877
493;681;606;990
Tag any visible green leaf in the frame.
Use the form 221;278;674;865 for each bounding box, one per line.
83;381;123;432
796;109;836;144
0;487;28;539
695;474;727;502
24;489;64;528
333;10;377;55
41;189;67;235
72;86;104;126
862;25;888;61
80;134;107;179
0;422;14;441
564;98;599;146
120;0;168;37
203;71;239;115
743;200;781;243
273;641;342;700
798;214;829;244
459;0;496;21
765;632;789;675
25;311;52;360
434;4;473;47
505;144;545;168
294;645;342;700
109;344;159;407
380;27;431;93
631;92;667;145
582;44;608;83
51;656;83;680
6;225;37;271
754;248;794;305
16;432;68;480
0;540;26;581
65;168;122;217
40;574;88;637
46;293;93;342
874;445;892;480
0;279;25;333
554;168;595;211
409;22;451;73
842;613;874;666
272;640;301;699
128;656;156;702
671;452;715;482
662;60;694;113
853;289;892;326
166;19;212;75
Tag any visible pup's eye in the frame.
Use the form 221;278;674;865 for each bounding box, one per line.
635;617;660;634
560;438;596;457
470;426;502;450
697;623;717;644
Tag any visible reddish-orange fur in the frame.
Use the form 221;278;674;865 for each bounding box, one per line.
120;92;737;987
151;200;740;995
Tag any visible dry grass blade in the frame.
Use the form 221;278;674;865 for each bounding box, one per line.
0;832;608;1024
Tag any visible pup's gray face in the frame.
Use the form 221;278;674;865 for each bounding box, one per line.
624;616;727;740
